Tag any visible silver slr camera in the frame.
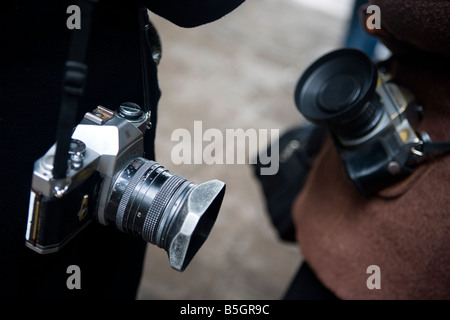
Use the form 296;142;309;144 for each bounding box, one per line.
26;102;225;272
295;48;430;194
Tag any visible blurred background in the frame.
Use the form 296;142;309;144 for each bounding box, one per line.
137;0;354;300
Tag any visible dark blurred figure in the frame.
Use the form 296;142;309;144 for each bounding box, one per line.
0;0;244;299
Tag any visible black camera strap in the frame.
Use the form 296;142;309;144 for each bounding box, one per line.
422;141;450;155
397;140;450;169
52;0;98;180
138;6;162;113
52;2;159;180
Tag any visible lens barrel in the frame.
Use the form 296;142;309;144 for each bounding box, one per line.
295;48;383;139
106;157;225;271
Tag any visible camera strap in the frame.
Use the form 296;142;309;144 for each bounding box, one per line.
138;6;161;114
422;141;450;155
52;2;160;180
397;140;450;168
52;0;98;180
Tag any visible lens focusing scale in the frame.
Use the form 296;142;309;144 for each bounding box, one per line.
295;48;382;139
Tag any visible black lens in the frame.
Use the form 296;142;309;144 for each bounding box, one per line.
294;48;382;139
106;157;225;271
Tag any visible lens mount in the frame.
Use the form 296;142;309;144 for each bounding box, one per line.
295;48;382;139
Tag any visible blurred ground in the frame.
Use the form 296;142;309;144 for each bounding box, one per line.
137;0;351;300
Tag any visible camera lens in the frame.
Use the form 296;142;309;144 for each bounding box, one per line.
106;157;225;271
294;48;383;139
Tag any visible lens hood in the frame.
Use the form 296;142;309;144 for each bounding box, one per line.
294;48;381;139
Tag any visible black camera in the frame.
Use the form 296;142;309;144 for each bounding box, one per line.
26;103;225;272
294;48;430;195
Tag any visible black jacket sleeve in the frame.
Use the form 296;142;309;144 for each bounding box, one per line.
145;0;245;28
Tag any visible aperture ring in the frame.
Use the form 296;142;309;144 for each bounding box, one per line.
116;159;158;231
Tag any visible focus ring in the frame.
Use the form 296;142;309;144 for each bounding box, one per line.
142;174;187;244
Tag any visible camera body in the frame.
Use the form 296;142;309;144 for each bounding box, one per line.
26;103;225;271
295;49;429;194
334;70;425;194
